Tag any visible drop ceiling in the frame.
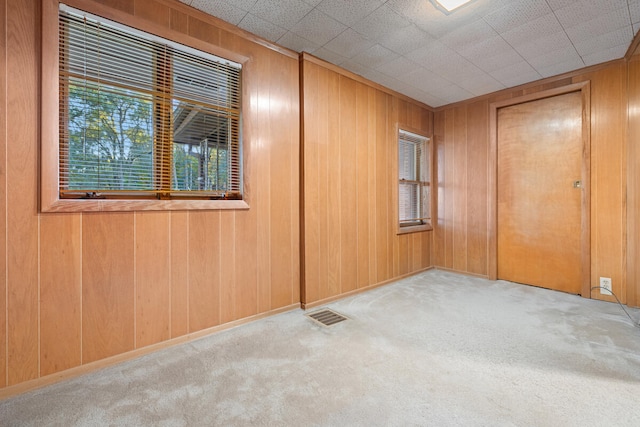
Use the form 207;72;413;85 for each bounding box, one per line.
179;0;640;107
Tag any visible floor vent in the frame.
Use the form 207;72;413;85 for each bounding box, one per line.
306;309;348;326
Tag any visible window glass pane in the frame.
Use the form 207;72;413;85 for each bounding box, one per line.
59;5;242;199
65;79;154;191
398;129;430;225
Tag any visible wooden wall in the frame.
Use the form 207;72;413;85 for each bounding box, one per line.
301;55;433;307
0;0;300;391
628;45;640;308
434;61;631;304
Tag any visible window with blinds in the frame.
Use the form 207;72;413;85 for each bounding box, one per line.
398;129;430;227
58;4;242;200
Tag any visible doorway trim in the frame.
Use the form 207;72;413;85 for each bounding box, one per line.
488;81;592;297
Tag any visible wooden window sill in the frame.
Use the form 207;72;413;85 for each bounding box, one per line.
397;223;433;235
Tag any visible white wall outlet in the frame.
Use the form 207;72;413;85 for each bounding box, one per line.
599;277;612;296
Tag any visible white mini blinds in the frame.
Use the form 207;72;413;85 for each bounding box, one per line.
58;4;242;200
398;129;430;226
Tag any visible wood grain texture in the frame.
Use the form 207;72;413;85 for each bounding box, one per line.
301;57;434;306
435;64;627;304
40;214;82;376
188;211;221;331
82;213;135;364
6;0;39;385
135;212;171;348
0;0;7;389
170;211;189;337
0;0;300;392
497;92;583;293
628;56;640;307
575;64;627;302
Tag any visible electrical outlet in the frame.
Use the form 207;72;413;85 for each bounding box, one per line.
599;277;612;296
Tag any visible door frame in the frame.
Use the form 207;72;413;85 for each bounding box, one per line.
488;81;592;297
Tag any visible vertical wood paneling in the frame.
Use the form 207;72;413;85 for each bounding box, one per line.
220;211;236;324
466;100;488;276
135;212;171;348
434;61;629;306
170;211;189;337
356;82;370;288
302;61;319;304
576;64;627;301
327;71;342;298
134;0;170;27
302;56;433;306
271;52;295;308
2;0;301;392
188;211;221;331
82;213;135;364
6;0;39;385
367;87;378;284
375;90;390;283
0;0;7;389
433;111;445;268
452;106;468;272
628;56;640;307
254;51;272;313
340;76;358;293
40;214;81;376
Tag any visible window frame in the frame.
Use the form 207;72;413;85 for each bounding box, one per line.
41;0;250;212
396;126;433;235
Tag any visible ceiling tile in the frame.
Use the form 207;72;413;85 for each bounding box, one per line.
351;5;412;41
312;47;349;65
439;19;498;52
339;59;372;77
179;0;191;5
316;0;385;27
434;58;485;83
513;31;574;59
250;0;314;28
536;56;586;78
489;61;541;87
554;0;629;28
323;28;375;58
402;68;453;91
527;46;583;70
582;42;629;66
351;44;400;68
301;0;323;5
233;0;260;11
407;40;458;69
574;25;634;56
470;47;524;73
483;0;552;34
378;25;435;56
455;73;505;96
545;0;577;10
190;0;247;25
411;6;483;39
238;13;287;41
635;23;640;35
430;84;474;104
291;9;347;46
500;13;563;47
376;56;420;78
565;7;631;41
277;31;320;52
631;1;640;24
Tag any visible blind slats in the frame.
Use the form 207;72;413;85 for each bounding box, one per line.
58;4;242;199
398;130;430;225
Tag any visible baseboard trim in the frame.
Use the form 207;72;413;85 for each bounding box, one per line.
302;267;434;310
0;303;301;400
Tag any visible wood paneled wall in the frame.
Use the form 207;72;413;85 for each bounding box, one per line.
628;48;640;308
0;0;300;391
301;55;433;307
434;61;632;304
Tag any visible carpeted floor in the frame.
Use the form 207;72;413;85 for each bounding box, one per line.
1;269;640;426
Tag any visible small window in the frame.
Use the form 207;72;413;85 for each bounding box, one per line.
58;4;242;201
398;129;430;229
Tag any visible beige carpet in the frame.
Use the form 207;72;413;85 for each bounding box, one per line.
1;269;640;426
